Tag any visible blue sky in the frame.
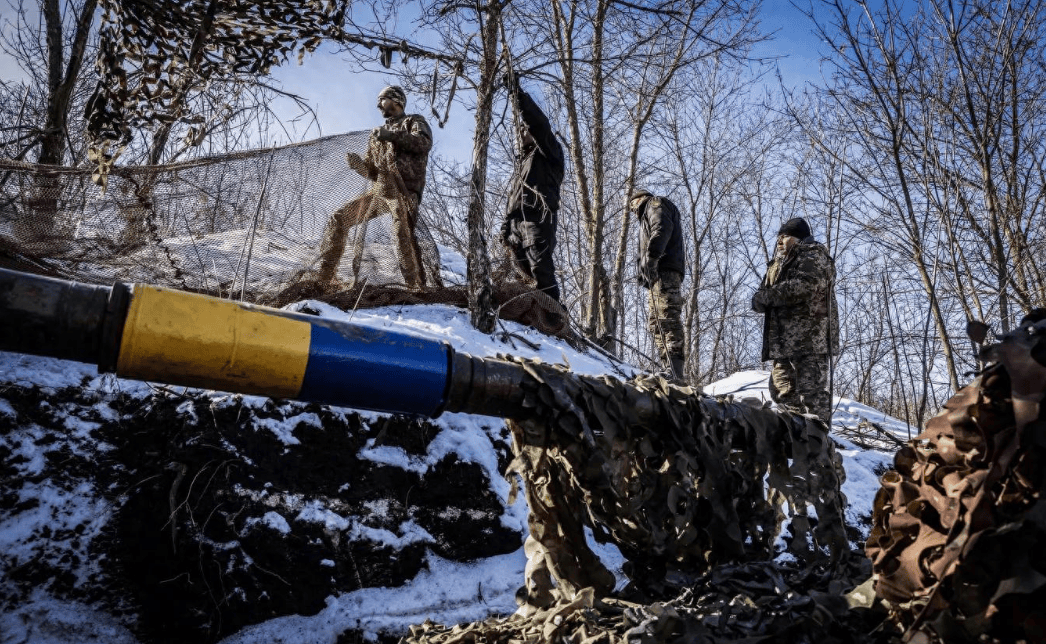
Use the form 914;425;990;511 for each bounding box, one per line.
266;1;834;163
0;1;832;163
758;0;832;87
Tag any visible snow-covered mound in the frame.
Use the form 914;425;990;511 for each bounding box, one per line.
0;299;901;644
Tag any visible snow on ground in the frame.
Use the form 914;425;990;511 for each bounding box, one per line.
220;551;526;643
0;298;904;644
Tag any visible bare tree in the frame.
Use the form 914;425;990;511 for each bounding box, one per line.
606;2;761;355
782;0;1046;425
498;0;764;347
0;0;95;243
652;62;789;382
794;0;961;393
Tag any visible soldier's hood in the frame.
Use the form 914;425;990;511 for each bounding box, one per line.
794;237;833;262
797;236;827;251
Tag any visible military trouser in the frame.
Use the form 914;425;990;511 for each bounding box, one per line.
317;191;428;289
647;270;685;379
504;210;560;302
769;354;832;426
507;420;616;617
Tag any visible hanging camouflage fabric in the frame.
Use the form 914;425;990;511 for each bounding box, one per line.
403;562;878;644
405;358;853;643
866;310;1046;643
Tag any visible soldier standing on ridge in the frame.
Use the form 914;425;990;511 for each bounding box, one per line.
630;189;686;382
317;85;434;289
502;77;564;303
751;217;840;425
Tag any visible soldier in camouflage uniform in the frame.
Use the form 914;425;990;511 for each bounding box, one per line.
631;190;686;381
318;85;433;288
751;217;840;425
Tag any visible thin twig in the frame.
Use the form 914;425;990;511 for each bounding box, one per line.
240;147;277;301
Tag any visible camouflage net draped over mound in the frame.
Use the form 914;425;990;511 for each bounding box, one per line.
0;133;441;296
866;311;1046;644
407;362;858;643
405;566;877;644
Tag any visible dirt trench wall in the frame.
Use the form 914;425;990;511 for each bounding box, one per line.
0;382;520;644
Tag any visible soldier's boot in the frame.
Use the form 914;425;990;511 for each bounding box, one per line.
515;535;557;617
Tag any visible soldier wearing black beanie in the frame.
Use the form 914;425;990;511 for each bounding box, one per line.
751;217;840;425
778;217;811;240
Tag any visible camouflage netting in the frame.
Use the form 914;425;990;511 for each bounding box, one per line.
866;310;1046;643
0;133;439;290
403;566;879;644
406;361;863;643
0;135;569;337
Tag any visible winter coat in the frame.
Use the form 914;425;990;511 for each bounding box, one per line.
506;89;564;220
752;237;840;362
637;195;686;285
359;113;433;201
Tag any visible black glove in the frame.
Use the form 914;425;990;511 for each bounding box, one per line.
639;261;658;289
751;287;768;313
501;219;521;247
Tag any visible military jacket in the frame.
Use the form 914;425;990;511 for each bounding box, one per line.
360;113;432;201
506;89;564;220
637;195;686;280
753;238;840;361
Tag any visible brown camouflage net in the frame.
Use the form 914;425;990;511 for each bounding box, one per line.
0;136;569;336
404;563;877;644
406;361;855;642
866;311;1046;643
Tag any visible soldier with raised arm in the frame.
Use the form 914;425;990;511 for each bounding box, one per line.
502;78;565;303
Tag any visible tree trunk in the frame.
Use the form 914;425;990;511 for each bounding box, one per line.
584;0;613;348
550;0;595;322
464;3;499;334
25;0;97;246
39;0;97;165
610;123;640;355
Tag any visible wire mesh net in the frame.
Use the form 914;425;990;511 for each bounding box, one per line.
0;133;571;338
0;132;443;297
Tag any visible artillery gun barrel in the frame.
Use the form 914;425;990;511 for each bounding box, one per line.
0;268;656;422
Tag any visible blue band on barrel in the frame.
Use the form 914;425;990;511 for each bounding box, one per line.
300;322;451;416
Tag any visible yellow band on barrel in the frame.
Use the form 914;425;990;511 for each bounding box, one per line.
117;285;310;397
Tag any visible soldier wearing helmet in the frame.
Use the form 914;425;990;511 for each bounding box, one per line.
318;85;435;288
